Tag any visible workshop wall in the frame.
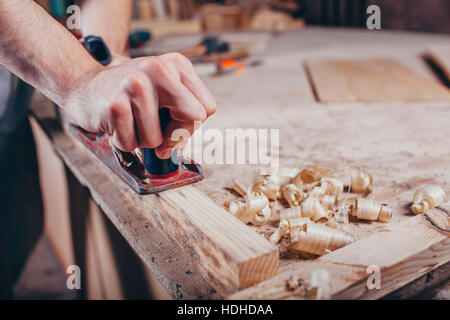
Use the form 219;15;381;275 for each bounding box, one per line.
133;0;450;33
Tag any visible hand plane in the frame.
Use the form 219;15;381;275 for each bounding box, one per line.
69;36;203;194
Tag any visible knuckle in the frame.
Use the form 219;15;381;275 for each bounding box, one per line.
129;73;147;94
166;52;192;67
145;57;168;77
109;103;127;121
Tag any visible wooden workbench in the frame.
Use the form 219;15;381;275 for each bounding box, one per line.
31;27;450;299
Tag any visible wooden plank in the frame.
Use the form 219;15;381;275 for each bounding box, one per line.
229;210;450;299
426;46;450;85
30;99;279;297
305;58;450;102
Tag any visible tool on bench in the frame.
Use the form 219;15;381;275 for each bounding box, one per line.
129;35;249;63
69;35;203;194
179;36;249;63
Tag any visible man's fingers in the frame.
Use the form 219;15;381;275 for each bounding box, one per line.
108;96;138;152
179;71;217;117
155;120;194;159
142;57;207;123
160;53;217;117
126;73;163;148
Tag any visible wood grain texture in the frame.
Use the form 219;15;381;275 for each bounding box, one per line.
30;100;278;297
305;58;450;102
229;212;450;299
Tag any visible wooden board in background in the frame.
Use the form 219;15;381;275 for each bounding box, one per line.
305;58;450;102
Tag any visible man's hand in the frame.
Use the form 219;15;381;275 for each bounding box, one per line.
64;53;216;158
0;1;215;159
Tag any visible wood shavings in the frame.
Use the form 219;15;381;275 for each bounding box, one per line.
269;167;300;185
224;199;247;218
280;206;302;221
352;198;392;222
301;197;329;222
332;203;350;225
290;223;354;256
286;217;311;237
308;269;331;300
251;177;281;200
308;185;327;198
321;195;337;210
320;177;344;196
225;165;398;259
410;184;446;214
270;220;289;244
281;184;305;207
350;170;373;195
295;166;330;184
251;205;271;227
224;194;271;225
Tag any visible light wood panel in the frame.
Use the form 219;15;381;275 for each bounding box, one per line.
305;58;450;102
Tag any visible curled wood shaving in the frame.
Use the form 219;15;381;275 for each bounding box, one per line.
286;217;311;238
410;185;446;214
246;195;269;213
251;205;271;227
350;170;373;195
224;195;271;225
224;200;247;218
251;178;281;200
269;167;300;186
321;195;337;210
321;177;344;196
281;184;305;207
352;198;392;222
295;166;330;184
332;203;350;225
270;220;289;244
270;215;311;244
280;206;302;221
301;197;329;222
290;223;354;256
308;185;327;199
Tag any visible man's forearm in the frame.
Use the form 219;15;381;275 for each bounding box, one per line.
0;0;102;107
80;0;132;54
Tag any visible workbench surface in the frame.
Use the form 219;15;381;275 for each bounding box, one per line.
32;27;450;299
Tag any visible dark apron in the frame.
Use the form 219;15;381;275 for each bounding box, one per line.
0;67;44;298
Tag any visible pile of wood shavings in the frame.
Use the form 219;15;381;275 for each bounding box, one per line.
224;166;393;257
